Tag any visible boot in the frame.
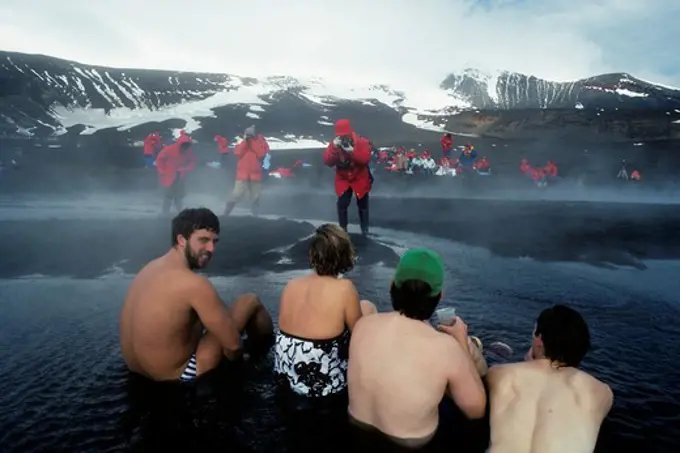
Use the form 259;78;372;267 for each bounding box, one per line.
359;209;369;236
223;201;237;216
251;199;260;216
337;206;349;231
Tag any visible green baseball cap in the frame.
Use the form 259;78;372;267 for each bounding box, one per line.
393;248;444;297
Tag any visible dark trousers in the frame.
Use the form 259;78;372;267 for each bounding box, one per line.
162;175;186;213
337;189;370;235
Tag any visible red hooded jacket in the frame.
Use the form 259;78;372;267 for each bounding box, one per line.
440;135;453;152
215;135;229;155
322;120;371;198
156;135;197;187
234;135;269;181
143;133;160;156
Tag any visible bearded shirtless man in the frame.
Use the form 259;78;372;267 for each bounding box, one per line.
348;248;488;449
120;208;274;382
486;305;613;453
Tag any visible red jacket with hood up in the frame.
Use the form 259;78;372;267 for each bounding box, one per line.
440;134;453;152
215;135;229;154
155;134;197;187
322;119;372;199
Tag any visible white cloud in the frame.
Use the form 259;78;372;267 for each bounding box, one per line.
0;0;678;87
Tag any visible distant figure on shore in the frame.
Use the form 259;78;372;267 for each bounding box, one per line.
323;119;372;236
224;126;269;216
486;305;613;453
440;133;454;157
119;208;274;382
155;134;197;214
214;134;230;167
142;132;161;168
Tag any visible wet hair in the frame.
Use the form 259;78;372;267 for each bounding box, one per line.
308;224;355;276
390;280;441;321
535;304;591;367
171;208;220;245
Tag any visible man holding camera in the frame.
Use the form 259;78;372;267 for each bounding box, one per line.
322;119;372;236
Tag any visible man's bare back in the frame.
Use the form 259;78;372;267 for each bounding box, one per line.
348;312;486;445
486;305;613;453
487;359;613;453
121;254;210;380
119;208;273;382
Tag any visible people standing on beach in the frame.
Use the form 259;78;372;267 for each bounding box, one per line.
322;119;372;236
119;208;274;382
347;248;488;449
223;126;269;216
155;133;197;214
274;224;376;399
485;305;613;453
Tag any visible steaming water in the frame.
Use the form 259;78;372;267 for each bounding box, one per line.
0;199;679;453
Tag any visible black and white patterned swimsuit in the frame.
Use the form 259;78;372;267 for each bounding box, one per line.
274;329;350;398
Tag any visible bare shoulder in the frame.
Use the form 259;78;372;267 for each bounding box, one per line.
486;363;512;383
434;330;467;362
329;278;359;305
577;370;614;406
184;272;217;295
333;277;358;293
352;310;382;332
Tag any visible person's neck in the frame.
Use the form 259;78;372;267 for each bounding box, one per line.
167;247;190;269
536;357;569;370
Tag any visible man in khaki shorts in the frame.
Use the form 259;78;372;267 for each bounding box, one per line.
224;125;269;216
230;178;262;207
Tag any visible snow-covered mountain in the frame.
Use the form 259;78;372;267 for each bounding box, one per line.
441;68;680;110
1;50;680;146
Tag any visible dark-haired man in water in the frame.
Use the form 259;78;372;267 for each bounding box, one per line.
486;305;613;453
120;208;274;382
348;248;488;448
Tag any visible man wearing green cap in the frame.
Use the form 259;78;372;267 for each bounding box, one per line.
347;248;488;448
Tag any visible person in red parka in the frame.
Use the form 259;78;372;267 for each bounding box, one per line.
214;134;230;167
323;119;372;236
143;132;161;168
155;134;197;213
440;133;453;157
224;125;269;216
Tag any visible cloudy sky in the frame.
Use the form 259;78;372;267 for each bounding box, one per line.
1;0;678;88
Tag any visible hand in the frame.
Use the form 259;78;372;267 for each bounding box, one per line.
332;136;342;147
438;316;468;345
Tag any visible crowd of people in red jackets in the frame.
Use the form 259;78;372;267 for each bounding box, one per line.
141;127;569;219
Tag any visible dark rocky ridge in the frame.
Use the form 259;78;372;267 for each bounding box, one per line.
1;50;680;150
